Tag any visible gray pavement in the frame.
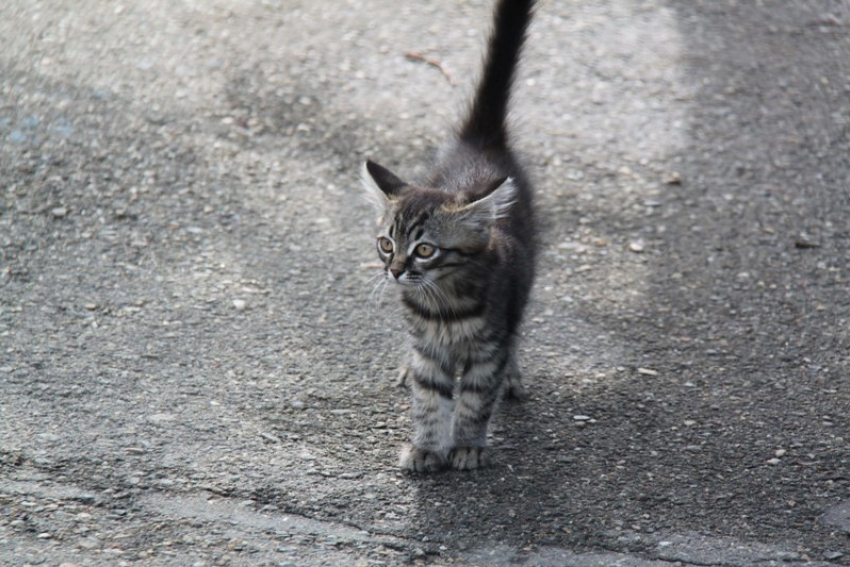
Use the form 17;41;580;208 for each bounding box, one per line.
1;0;849;565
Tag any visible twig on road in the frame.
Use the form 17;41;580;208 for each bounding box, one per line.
403;51;457;86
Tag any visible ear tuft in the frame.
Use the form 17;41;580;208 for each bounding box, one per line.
456;177;516;226
480;176;516;219
361;161;388;211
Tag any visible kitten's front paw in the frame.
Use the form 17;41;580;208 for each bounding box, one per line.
449;446;489;471
399;445;447;473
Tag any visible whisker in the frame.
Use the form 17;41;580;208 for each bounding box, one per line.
416;279;441;324
420;277;458;322
365;273;383;301
370;280;388;308
364;270;394;312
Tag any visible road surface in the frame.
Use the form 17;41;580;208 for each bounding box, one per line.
1;0;848;564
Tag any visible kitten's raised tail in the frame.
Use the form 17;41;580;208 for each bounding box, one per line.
459;0;535;150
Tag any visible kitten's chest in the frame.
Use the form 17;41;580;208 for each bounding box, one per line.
407;313;488;354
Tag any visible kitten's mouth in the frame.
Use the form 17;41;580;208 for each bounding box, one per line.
386;271;412;285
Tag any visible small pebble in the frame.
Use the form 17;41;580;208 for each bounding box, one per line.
573;415;591;421
794;236;820;249
629;240;646;253
259;432;280;443
232;299;247;311
51;207;68;218
775;449;787;458
637;367;658;376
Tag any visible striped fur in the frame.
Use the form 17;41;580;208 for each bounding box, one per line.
360;0;536;472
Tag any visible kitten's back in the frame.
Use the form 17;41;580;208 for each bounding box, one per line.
430;0;537;266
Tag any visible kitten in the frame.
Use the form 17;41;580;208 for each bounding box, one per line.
361;0;537;472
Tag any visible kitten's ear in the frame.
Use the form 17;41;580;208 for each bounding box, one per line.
457;176;516;226
361;160;408;207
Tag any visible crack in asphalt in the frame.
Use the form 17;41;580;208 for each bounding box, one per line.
141;491;433;553
5;475;825;566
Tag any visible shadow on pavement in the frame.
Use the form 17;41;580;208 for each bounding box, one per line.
406;0;850;560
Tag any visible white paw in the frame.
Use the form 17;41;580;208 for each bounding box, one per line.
399;444;446;473
449;446;488;471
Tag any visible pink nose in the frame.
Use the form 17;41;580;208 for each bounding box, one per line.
390;268;401;280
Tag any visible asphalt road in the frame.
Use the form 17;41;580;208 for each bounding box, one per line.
1;0;849;565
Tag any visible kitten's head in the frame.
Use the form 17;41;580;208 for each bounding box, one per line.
361;160;515;287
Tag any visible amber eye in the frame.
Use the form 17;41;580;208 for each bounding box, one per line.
377;237;394;254
414;243;436;258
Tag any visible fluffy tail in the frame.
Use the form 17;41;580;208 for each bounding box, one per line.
459;0;535;149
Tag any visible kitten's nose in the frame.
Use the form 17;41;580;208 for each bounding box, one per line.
390;268;402;280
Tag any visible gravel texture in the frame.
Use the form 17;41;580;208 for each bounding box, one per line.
1;0;849;565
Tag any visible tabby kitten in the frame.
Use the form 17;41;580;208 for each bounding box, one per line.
361;0;537;472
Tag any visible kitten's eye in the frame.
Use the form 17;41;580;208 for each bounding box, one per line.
414;243;436;258
377;237;394;254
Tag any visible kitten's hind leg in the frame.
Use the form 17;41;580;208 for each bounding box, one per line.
396;365;411;388
503;351;528;401
396;348;415;387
